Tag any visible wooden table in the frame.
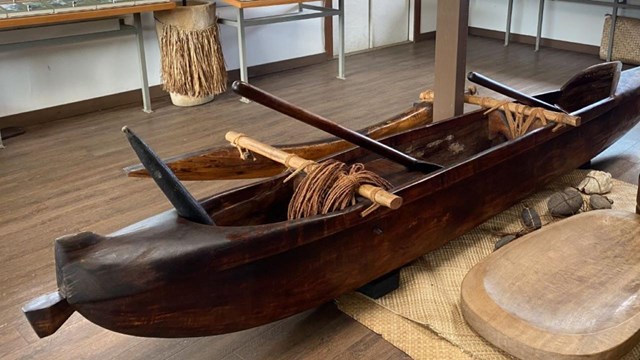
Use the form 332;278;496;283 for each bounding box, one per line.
0;2;176;114
218;0;344;94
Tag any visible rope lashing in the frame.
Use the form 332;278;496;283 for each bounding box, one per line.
418;89;581;136
230;133;253;160
283;154;315;183
288;160;392;219
481;102;551;138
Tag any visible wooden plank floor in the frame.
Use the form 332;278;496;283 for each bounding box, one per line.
1;36;639;359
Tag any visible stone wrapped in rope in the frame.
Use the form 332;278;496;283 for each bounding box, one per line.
547;187;584;217
577;170;613;194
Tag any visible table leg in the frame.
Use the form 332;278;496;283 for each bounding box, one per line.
607;2;619;61
337;0;345;80
0;127;25;149
237;8;250;102
505;0;513;46
133;13;152;113
535;0;545;52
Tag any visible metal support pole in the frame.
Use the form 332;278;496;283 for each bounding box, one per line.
607;0;619;61
535;0;545;51
133;13;152;113
337;0;345;80
505;0;513;46
367;0;373;49
236;8;250;102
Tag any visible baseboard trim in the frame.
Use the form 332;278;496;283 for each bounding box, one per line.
1;52;328;128
469;27;599;55
0;86;169;128
227;52;328;82
415;31;436;42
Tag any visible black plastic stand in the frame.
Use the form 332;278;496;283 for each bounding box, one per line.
579;160;592;169
0;127;25;148
357;268;400;299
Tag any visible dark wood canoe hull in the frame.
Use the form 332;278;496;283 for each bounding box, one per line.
26;65;640;338
123;103;434;181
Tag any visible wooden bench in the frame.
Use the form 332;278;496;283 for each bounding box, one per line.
0;2;176;114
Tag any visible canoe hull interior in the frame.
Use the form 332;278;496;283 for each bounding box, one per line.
40;66;640;338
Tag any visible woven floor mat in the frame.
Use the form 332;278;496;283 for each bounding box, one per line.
337;170;640;359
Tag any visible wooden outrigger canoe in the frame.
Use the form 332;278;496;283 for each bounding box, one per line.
124;103;434;180
23;62;640;339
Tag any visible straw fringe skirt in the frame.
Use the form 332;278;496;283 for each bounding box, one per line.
156;1;227;105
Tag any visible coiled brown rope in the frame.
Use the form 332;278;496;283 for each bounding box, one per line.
288;160;392;220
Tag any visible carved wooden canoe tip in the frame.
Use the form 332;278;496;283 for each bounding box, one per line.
22;291;74;338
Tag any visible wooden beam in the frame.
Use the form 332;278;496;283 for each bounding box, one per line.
433;0;469;121
413;0;421;42
324;0;334;58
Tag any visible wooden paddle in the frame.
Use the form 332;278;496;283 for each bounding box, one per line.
232;81;442;173
123;127;214;226
467;62;622;115
466;72;564;112
555;61;622;113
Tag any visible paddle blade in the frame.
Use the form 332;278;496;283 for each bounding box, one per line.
122;127;214;225
556;61;622;113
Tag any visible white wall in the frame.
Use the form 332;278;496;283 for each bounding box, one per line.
333;0;369;53
218;3;324;69
0;16;158;117
421;0;640;47
0;1;325;117
420;0;436;33
371;0;409;47
332;0;410;54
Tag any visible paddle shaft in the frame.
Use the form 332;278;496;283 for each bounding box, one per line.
467;72;564;113
123;127;214;226
232;81;441;173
